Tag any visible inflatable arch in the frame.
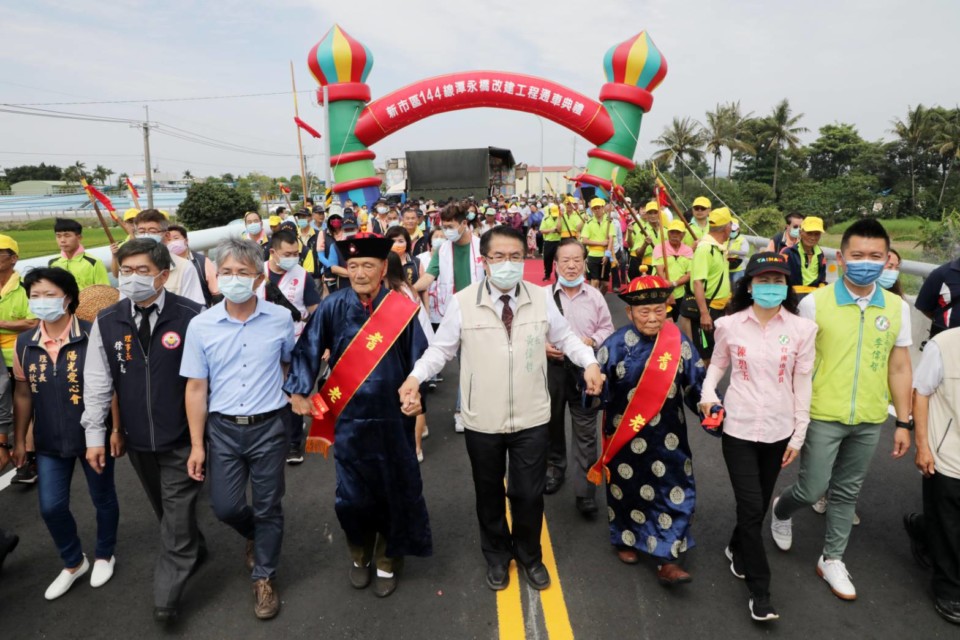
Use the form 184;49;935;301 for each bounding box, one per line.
307;25;667;206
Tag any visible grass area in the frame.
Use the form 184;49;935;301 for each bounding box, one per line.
0;218;125;259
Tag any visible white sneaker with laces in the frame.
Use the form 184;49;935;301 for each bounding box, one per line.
817;555;856;600
45;555;90;601
454;413;465;433
812;496;828;514
90;556;115;588
770;498;793;551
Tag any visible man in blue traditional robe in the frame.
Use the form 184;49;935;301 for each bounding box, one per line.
285;233;431;599
595;275;706;586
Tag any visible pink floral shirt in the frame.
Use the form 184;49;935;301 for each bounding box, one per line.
701;306;817;449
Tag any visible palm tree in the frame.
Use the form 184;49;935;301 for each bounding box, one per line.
933;107;960;209
652;116;705;190
117;172;129;189
183;170;194;180
723;101;755;177
93;164;113;185
764;99;808;194
891;104;933;213
701;105;726;185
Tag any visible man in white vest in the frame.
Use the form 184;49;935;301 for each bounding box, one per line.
413;201;486;432
257;229;321;464
905;326;960;625
401;226;603;592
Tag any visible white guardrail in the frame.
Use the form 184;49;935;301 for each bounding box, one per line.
16;220;246;278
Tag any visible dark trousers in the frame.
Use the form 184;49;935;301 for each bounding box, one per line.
721;433;789;597
692;306;726;360
628;256;644;280
464;425;548;569
283;404;306;450
542;240;559;279
36;453;119;568
207;413;287;581
128;446;204;608
546;362;599;499
923;473;960;600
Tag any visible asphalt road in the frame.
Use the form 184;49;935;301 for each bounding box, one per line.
0;288;953;639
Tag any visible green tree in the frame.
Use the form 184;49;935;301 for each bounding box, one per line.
807;123;866;180
763;99;808;195
177;181;259;229
891;104;934;214
722;101;755;178
933;108;960;209
701;105;727;186
651;116;705;191
3;163;63;183
117;172;129;190
183;170;194;180
700;102;755;185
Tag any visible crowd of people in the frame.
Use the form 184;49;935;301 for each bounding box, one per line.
0;192;958;629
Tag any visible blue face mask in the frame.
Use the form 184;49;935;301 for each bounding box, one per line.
751;283;788;309
246;222;262;236
489;261;523;290
277;256;299;271
877;269;899;290
558;274;585;288
467;212;477;221
29;297;67;322
297;219;308;229
789;227;800;239
843;259;885;286
140;233;164;245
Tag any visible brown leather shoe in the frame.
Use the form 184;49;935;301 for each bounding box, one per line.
245;539;255;572
253;578;280;620
616;548;640;564
657;563;692;586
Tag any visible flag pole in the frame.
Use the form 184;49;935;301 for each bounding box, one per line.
290;60;309;208
126;178;141;210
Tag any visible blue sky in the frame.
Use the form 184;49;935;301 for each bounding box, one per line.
1;0;957;180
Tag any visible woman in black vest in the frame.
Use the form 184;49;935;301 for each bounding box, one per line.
12;267;119;601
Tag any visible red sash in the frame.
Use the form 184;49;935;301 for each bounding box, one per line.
587;321;682;485
306;291;419;456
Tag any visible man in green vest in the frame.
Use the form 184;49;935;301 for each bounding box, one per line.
782;215;827;297
626;201;662;280
684;196;712;248
48;218;111;290
770;219;913;602
539;204;562;281
690;207;732;365
581;198;616;293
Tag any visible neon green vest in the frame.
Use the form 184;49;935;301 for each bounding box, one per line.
799;245;823;286
728;235;750;273
811;283;902;425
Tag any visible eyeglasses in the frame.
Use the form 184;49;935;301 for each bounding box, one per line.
218;270;258;278
692;207;707;212
119;266;160;277
486;253;524;264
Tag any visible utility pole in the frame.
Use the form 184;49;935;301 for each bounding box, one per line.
142;105;154;209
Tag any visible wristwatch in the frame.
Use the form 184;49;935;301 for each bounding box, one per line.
895;419;914;431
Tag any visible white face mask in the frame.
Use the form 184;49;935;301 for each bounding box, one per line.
488;261;523;290
119;273;159;302
443;226;463;242
218;275;256;303
28;297;67;322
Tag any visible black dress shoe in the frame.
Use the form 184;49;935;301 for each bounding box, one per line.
544;475;564;495
486;564;510;591
153;606;179;624
936;598;960;625
350;562;372;589
576;497;598;517
373;574;398;598
521;562;551;590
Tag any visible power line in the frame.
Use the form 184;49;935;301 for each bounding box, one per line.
0;105;140;125
4;90;313;107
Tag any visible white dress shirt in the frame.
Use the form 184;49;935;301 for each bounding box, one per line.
410;281;598;383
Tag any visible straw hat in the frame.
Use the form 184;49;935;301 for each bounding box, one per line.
76;285;120;323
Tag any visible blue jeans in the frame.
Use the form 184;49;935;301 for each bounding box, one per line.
36;453;119;568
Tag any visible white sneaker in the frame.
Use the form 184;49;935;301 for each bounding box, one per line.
45;555;90;601
422;426;430;440
812;496;828;514
817;555;856;600
416;450;424;463
853;512;861;526
90;556;115;588
453;413;465;433
770;498;793;551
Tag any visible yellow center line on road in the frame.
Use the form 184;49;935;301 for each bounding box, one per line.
496;491;575;639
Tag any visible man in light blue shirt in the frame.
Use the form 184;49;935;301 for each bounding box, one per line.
181;238;295;621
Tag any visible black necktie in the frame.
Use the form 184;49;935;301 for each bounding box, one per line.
500;294;514;338
136;304;158;355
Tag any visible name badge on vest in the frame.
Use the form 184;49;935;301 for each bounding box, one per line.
874;316;890;332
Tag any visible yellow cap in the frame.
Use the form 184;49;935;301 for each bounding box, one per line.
123;208;141;221
268;215;282;226
708;207;733;227
0;234;19;255
565;195;578;203
158;209;170;219
644;200;660;213
547;204;560;216
666;220;686;233
693;196;712;209
801;216;825;233
589;197;606;209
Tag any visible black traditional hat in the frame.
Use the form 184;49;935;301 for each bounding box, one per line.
618;275;673;306
336;232;393;261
